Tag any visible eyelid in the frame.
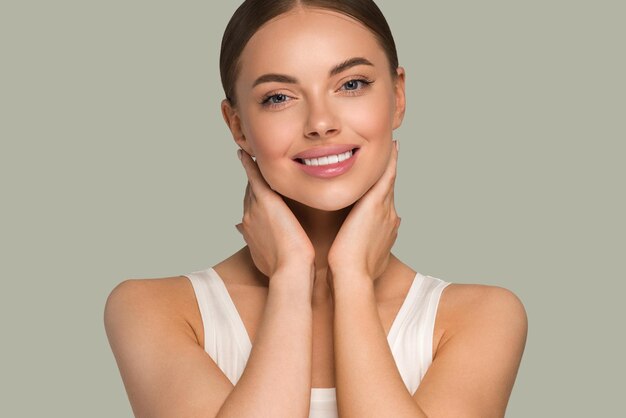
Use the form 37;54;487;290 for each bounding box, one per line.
339;73;373;84
338;73;372;82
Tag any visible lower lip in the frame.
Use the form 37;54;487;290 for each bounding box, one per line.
294;149;359;178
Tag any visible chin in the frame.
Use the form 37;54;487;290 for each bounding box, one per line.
280;187;364;212
303;197;354;212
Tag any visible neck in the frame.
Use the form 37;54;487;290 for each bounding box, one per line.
282;195;352;304
283;195;351;271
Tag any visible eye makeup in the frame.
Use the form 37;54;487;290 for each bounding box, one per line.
259;76;375;109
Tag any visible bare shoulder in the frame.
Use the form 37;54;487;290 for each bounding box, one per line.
437;282;527;340
415;282;528;417
105;275;198;309
103;276;231;417
104;275;202;344
435;282;528;359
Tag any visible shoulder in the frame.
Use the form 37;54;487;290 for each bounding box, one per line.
103;276;233;417
106;275;193;301
104;275;202;345
434;282;528;361
105;275;195;314
438;282;527;340
438;282;526;322
415;282;527;415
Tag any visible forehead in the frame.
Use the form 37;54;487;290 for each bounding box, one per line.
238;8;387;81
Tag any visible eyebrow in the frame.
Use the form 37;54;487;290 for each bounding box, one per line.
329;57;374;77
252;73;298;87
251;57;374;87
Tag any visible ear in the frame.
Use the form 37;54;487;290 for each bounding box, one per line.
221;99;255;157
392;67;406;130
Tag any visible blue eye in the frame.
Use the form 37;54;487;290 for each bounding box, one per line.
340;78;373;93
344;80;361;90
263;93;288;105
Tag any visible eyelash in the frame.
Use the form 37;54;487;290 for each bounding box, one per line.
260;77;374;109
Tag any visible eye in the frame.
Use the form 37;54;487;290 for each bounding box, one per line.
261;93;292;108
343;80;361;90
339;78;374;94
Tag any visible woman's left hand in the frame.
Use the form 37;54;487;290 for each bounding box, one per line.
327;139;401;283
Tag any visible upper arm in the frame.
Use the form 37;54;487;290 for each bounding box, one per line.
412;285;528;418
104;278;235;418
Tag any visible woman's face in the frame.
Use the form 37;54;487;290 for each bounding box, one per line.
224;8;406;211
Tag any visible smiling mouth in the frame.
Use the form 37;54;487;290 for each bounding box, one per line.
294;148;360;166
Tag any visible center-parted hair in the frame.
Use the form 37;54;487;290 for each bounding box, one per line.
220;0;399;106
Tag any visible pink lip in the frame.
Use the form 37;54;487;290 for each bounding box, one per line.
292;144;359;160
293;148;360;179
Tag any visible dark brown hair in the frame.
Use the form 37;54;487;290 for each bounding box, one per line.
220;0;399;106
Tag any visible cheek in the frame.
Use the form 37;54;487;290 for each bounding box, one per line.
339;92;395;180
242;112;301;188
339;92;395;142
244;112;298;155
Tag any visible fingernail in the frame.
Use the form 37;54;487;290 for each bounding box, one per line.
237;149;242;160
395;140;399;152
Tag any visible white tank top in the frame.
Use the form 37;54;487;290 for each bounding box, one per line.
185;267;450;418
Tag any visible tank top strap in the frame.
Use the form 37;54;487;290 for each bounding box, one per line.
184;268;252;385
388;272;451;395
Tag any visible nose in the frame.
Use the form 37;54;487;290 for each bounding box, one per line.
304;97;340;139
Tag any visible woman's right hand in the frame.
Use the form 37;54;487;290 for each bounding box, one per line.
235;149;315;279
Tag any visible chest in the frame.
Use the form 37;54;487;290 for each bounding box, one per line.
307;297;407;388
186;280;446;389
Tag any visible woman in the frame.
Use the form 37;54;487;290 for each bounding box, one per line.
104;1;528;417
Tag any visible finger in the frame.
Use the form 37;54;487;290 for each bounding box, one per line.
238;149;270;196
244;181;253;213
369;139;399;201
385;140;400;202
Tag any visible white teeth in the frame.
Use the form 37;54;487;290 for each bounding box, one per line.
337;152;349;162
303;150;353;166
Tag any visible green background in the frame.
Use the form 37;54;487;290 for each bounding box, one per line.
1;1;624;416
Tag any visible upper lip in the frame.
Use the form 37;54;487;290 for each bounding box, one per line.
292;144;359;160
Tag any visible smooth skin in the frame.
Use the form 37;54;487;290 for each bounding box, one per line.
104;7;527;418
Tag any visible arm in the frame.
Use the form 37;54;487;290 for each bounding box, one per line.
104;268;314;418
327;140;424;416
217;266;314;418
332;273;427;418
